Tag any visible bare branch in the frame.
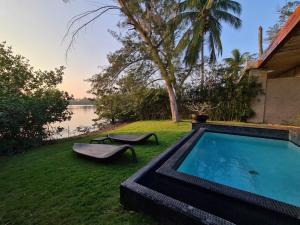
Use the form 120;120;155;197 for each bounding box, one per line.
63;5;120;60
146;77;162;86
113;57;151;78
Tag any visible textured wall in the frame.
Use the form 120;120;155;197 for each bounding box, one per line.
264;76;300;125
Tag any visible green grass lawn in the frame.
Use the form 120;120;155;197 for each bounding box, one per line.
0;121;191;225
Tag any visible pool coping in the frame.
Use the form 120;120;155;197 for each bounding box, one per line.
156;126;300;220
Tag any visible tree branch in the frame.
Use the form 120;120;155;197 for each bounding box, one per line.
63;5;120;59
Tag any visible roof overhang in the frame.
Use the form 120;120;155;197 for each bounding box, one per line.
258;5;300;76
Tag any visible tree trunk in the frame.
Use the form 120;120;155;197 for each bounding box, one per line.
165;81;180;122
200;38;205;87
118;0;180;122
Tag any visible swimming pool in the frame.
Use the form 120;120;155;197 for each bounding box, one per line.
121;124;300;225
177;132;300;207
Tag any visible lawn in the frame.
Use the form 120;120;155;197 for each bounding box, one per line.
0;121;191;225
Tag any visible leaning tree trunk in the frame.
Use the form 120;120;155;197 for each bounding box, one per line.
165;81;180;122
200;38;205;88
117;0;180;122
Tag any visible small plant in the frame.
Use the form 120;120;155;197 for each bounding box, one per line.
187;102;219;123
240;108;255;122
187;102;219;115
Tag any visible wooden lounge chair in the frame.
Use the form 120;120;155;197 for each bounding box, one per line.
73;143;137;162
107;133;159;145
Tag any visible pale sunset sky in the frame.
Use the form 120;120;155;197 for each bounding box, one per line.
0;0;288;98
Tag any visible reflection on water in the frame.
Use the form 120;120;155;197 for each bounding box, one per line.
51;105;98;139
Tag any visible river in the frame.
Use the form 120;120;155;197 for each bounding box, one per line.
51;105;99;139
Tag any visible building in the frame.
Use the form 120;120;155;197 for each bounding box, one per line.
247;5;300;125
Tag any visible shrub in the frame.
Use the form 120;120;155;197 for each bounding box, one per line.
0;42;72;155
182;64;262;121
95;87;171;124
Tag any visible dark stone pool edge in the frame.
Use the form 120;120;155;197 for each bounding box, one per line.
192;122;300;146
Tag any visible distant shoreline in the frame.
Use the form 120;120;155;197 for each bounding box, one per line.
69;98;94;106
44;122;127;145
68;104;95;106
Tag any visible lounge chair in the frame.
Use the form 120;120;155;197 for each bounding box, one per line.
73;143;137;162
107;132;159;145
89;137;111;144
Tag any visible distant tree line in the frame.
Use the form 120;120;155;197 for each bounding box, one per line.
69;98;94;105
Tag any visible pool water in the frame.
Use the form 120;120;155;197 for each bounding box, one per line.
177;132;300;207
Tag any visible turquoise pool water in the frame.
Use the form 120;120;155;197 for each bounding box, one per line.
177;132;300;207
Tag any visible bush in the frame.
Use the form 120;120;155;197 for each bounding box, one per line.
182;64;262;121
0;42;72;155
95;87;171;124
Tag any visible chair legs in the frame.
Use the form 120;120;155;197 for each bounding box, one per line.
152;133;159;145
126;146;137;163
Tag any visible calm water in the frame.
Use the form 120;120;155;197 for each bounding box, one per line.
177;132;300;207
51;105;98;138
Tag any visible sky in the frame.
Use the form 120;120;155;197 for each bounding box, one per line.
0;0;289;98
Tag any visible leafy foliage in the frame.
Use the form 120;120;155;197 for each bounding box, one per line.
0;42;72;154
91;73;171;124
87;30;198;123
64;1;261;123
172;0;242;87
64;0;206;121
265;1;300;44
176;0;242;65
183;63;262;121
223;48;256;80
89;43;261;123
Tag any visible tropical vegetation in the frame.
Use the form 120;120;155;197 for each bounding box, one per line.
0;42;72;155
0;1;264;155
65;0;262;124
175;0;242;85
89;46;261;123
65;0;243;122
265;1;300;44
183;68;262;121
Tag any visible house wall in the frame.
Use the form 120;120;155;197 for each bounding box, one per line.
264;69;300;125
249;67;300;125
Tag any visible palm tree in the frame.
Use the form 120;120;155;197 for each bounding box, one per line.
176;0;242;86
224;49;253;73
224;49;255;83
